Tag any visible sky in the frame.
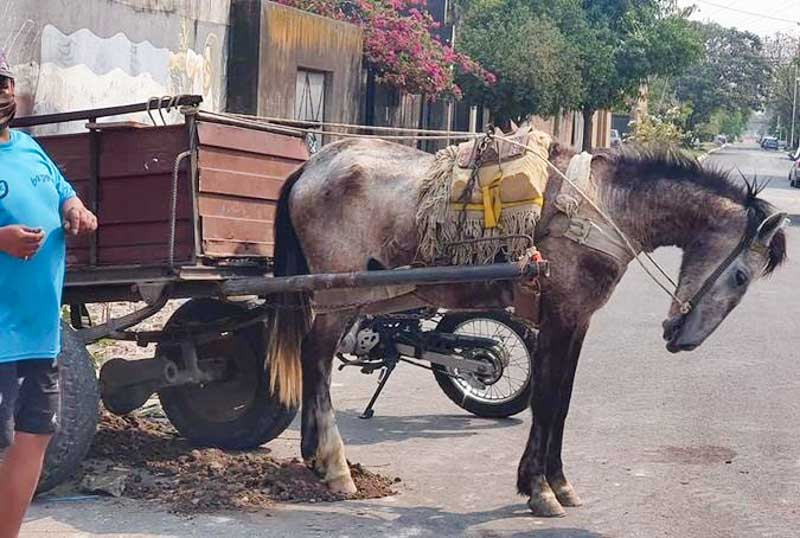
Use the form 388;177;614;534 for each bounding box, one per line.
676;0;800;37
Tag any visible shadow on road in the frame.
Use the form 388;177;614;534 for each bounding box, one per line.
334;409;525;445
27;496;605;537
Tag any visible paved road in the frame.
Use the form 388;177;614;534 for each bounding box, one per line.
23;144;800;537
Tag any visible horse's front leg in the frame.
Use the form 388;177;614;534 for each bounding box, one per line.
517;312;588;517
543;323;589;508
300;313;356;494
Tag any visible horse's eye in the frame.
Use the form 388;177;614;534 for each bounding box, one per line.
735;269;749;287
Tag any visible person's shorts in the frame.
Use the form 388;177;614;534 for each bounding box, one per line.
0;359;60;450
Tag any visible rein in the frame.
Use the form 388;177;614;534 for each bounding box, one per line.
491;132;773;316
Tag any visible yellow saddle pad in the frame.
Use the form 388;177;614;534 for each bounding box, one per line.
451;126;551;228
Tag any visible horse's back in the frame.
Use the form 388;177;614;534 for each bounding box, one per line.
288;139;433;273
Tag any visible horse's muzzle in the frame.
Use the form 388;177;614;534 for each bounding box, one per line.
662;316;696;353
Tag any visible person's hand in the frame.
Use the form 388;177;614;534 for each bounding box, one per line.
0;225;44;260
63;205;97;236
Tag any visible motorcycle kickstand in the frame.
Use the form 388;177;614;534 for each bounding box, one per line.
359;361;397;419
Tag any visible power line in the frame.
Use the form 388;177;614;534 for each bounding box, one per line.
693;0;800;24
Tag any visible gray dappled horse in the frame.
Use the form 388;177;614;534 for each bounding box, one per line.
265;138;787;517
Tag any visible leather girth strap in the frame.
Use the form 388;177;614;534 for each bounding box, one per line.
545;152;633;266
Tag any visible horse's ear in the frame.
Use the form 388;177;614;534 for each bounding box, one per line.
757;212;789;246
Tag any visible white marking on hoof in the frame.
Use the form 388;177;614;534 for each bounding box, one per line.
528;477;566;517
327;474;357;496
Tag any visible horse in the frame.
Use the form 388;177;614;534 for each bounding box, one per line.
264;137;787;517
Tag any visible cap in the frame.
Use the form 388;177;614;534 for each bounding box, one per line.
0;49;14;79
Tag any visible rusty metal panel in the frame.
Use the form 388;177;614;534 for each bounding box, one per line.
199;168;286;200
99;125;187;178
199;146;301;177
198;195;276;221
196;118;307;259
197;121;308;161
36;133;92;180
99;174;192;224
36;123;195;269
37;115;309;271
203;239;274;257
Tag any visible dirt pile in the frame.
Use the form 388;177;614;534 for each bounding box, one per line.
80;411;398;514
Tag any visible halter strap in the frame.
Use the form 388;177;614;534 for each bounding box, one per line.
681;207;761;317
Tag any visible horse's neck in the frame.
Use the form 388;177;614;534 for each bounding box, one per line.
599;177;742;253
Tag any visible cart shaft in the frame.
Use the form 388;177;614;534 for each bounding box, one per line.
220;261;547;297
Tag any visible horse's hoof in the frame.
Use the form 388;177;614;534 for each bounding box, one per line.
552;485;583;507
327;475;358;496
527;493;567;518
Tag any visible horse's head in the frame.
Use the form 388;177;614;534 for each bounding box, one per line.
662;199;787;353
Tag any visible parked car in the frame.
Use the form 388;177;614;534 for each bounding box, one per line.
762;136;779;150
789;158;800;188
610;129;621;149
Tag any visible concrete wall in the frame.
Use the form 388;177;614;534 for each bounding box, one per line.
1;0;230;133
259;2;362;125
228;0;362;131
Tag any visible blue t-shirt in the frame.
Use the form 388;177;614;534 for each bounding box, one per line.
0;130;76;362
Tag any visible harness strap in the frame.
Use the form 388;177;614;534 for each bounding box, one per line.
548;152;634;265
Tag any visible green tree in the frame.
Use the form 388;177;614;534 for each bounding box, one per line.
457;0;583;124
574;1;703;150
457;0;701;149
675;23;770;132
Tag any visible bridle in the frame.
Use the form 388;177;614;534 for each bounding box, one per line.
675;206;773;320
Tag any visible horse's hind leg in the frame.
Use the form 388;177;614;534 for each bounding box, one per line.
300;312;356;494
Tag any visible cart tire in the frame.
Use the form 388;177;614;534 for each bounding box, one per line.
37;322;100;494
432;312;536;419
158;299;297;450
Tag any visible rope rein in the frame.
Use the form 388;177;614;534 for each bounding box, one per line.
492;133;690;312
158;103;686;310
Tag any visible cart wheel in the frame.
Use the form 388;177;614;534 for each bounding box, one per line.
158;299;297;450
432;312;536;418
37;322;100;494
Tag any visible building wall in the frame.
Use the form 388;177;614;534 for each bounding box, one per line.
1;0;229;134
226;1;362;129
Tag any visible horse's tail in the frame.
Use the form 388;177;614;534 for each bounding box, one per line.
266;163;312;408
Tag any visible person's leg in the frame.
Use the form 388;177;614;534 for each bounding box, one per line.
0;359;59;538
0;432;52;538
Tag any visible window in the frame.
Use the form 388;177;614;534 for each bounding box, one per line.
295;69;326;153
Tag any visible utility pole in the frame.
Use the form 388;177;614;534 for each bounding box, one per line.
791;65;799;150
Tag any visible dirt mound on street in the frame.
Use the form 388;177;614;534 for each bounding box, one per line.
80;411;398;514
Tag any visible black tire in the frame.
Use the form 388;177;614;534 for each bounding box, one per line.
432;312;537;418
37;322;100;494
158;299;297;450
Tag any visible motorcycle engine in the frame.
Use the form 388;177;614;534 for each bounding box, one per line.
336;318;381;357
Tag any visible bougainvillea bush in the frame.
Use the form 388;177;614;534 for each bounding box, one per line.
275;0;495;99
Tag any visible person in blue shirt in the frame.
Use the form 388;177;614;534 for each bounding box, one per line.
0;50;97;537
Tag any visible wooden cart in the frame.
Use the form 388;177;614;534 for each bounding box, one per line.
11;97;545;493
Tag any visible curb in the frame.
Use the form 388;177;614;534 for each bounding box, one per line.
698;143;727;163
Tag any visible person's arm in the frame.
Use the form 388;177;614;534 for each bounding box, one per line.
0;225;44;259
49;155;97;236
61;196;97;236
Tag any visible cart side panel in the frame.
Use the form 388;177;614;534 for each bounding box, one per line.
196;121;308;258
36;133;92;267
96;125;193;265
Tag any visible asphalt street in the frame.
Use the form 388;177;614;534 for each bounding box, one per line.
22;143;800;537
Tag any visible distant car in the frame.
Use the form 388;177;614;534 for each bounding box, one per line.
790;158;800;188
610;129;621;149
762;136;779;150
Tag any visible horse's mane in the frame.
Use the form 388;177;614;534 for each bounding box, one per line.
608;146;787;275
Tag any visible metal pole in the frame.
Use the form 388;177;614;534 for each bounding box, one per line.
792;67;798;150
220;261;547;297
